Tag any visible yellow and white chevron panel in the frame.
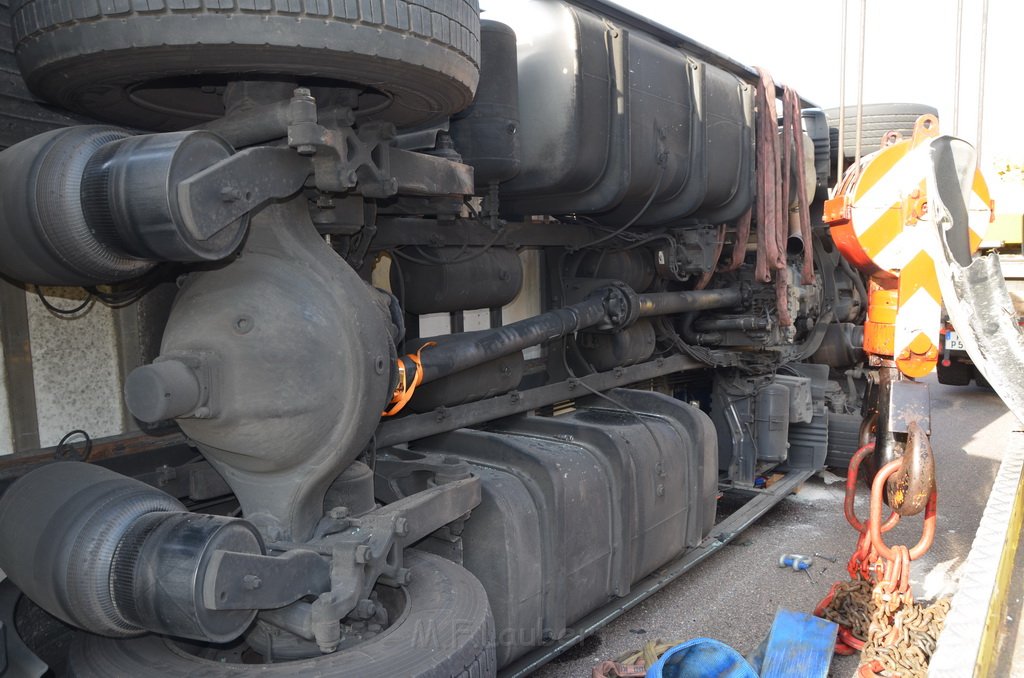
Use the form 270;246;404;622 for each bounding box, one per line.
824;114;994;377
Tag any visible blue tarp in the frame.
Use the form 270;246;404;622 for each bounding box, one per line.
644;638;759;678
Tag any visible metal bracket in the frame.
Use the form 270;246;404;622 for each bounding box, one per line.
886;379;931;435
175;86;474;245
176;146;312;241
311;474;479;651
374;450;473;503
299;124;398;198
286;88;474;199
261;473;480;653
205;548;330;610
388;147;475;197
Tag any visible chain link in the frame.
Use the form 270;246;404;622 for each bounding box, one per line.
824;430;947;675
820;579;874;640
857;585;949;677
820;569;950;675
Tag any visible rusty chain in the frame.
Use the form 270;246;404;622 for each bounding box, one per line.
820;577;950;676
820;579;874;640
818;437;950;676
859;588;950;677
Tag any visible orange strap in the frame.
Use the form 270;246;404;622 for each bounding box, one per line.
591;661;647;678
382;342;435;417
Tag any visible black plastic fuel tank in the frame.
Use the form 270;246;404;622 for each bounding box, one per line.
484;0;754;227
400;389;718;666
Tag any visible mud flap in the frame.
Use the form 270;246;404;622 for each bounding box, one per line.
923;136;1024;422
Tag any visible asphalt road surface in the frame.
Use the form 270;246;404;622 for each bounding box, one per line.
535;375;1017;677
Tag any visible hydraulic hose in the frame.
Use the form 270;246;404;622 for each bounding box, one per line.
680;313;723;347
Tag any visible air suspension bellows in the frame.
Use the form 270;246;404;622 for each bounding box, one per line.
81;131;245;263
109;510;264;642
449;20;521;188
0;462;263;642
0;125;246;286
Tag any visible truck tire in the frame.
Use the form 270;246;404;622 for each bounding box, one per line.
65;550;496;678
0;0;90;149
10;0;480;131
973;368;991;389
825;103;939;162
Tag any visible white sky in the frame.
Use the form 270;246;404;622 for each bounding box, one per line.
610;0;1023;165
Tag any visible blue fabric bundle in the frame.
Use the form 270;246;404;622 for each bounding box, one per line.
644;638;759;678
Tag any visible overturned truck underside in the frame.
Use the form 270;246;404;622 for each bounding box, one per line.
0;0;879;675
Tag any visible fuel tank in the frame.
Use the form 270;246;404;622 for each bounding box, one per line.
482;0;755;227
386;389;718;666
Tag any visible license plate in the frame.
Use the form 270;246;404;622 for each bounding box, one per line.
946;329;966;351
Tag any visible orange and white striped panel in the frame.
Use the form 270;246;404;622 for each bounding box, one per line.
847;144;991;275
834;127;993;377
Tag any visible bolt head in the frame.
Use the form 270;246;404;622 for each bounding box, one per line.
355;599;377;618
393;517;409;537
354;545;372;564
